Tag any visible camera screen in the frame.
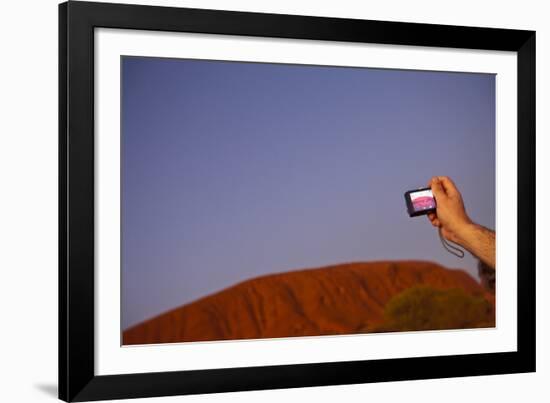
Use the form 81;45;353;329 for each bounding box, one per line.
410;189;436;212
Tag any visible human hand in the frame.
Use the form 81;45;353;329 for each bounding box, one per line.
426;176;473;245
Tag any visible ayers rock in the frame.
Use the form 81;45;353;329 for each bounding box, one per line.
123;261;494;345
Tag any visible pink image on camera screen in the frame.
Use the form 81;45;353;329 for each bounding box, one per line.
411;190;436;212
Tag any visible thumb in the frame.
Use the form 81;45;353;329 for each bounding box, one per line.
430;177;445;200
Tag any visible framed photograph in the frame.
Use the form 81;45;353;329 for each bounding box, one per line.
59;1;535;401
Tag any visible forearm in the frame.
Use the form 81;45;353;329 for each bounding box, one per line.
456;223;496;269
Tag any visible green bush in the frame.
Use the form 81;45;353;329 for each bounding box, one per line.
380;286;494;332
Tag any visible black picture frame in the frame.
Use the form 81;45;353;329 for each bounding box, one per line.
59;1;536;401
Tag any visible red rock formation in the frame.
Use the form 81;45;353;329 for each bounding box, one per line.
123;260;494;345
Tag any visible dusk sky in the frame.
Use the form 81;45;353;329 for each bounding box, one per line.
121;57;495;330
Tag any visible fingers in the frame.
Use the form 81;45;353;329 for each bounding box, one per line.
429;176;461;199
437;176;459;197
427;212;440;227
430;177;445;199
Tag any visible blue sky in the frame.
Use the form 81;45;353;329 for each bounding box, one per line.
121;57;495;329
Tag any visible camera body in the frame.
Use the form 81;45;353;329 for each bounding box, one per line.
404;187;437;217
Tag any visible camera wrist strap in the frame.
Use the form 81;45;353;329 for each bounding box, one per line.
438;227;465;258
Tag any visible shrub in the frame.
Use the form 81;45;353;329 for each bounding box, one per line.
380;286;494;332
